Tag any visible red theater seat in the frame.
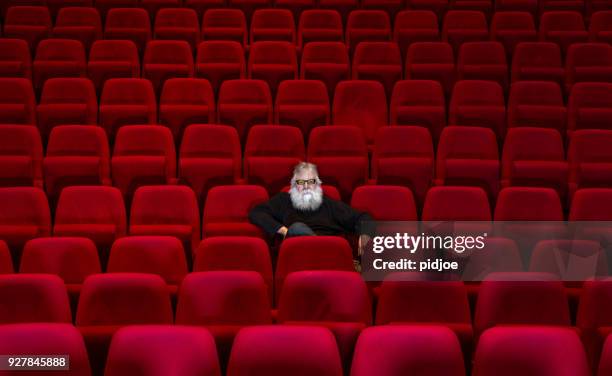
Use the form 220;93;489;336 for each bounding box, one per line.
202;185;268;238
539;11;588;54
3;6;51;51
393;10;439;59
99;78;157;138
529;239;607;280
185;0;225;17
275;80;330;138
275;0;316;18
0;323;91;376
589;3;612;19
36;78;97;138
129;186;200;256
449;80;506;138
104;8;151;53
405;42;455;95
53;186;127;252
159;78;215;140
154;8;200;50
507;81;567;132
352;326;466;376
577;279;612;372
88;40;140;92
248;41;298;94
422;186;492;220
361;0;403;17
143;40;195;95
569;188;612;220
44;125;110;199
318;0;358;21
179;124;241;202
450;0;493;15
250;9;295;43
502;127;568;198
568;83;612;133
95;0;139;18
32;39;87;92
275;236;354;302
112;126;176;197
345;10;391;51
105;326;221;376
442;10;488;52
539;0;585;13
196;41;246;94
194;237;273;301
76;274;173;375
201;9;247;47
435;126;500;199
351;185;417;220
227;0;270;22
0;39;31;79
565;43;612;92
300;41;350;97
277;271;371;369
352;41;402;98
457;41;508;90
568;130;612;195
511;42;564;83
406;0;449;18
0;125;42;188
176;271;272;367
227;326;342;376
490;11;537;56
217;79;272;143
590;11;612;44
333;80;387;147
494;187;564;220
52;7;102;51
307;126;369;201
390;80;446;140
0;241;13;274
372;126;434;206
244;125;305;194
297;9;343;49
0;274;70;323
107;236;188;293
472;327;589;376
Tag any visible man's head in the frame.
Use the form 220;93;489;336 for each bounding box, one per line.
289;162;323;211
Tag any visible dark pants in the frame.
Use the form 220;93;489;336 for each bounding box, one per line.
285;222;316;238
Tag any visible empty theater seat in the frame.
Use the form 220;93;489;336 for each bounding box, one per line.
32;39;87;92
449;80;506;138
53;186;127;253
0;125;43;188
307;126;369;201
507;81;567;132
227;326;342;376
154;8;200;50
201;9;247;47
490;11;537;56
568;130;612;195
502;127;568;198
143;40;195;94
217;79;273;143
442;10;489;52
422;186;492;220
3;6;52;51
43;125;110;199
352;42;402;98
105;325;221;376
297;9;344;48
202;185;268;238
494;187;564;220
104;8;152;53
36;78;97;138
52;7;102;51
390;80;446;140
405;42;456;95
371;126;434;206
88;40;140;92
352;326;466;376
568;83;612;133
569;188;612;220
112;126;176;197
0;39;32;79
457;41;508;90
345;10;391;51
179;124;242;202
99;78;157;138
590;11;612;44
511;42;564;84
539;11;588;54
244;125;305;194
275;80;330;138
300;41;350;97
0;78;36;125
129;186;200;256
393;10;440;58
159;78;215;140
435;126;500;199
351;185;417;220
250;9;295;43
196;41;246;94
248;41;298;94
577;279;612;371
565;43;612;92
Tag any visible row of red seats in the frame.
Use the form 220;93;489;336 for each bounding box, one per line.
3;270;612;374
0;323;604;376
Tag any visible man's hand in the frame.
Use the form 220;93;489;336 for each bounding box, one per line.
358;234;371;256
277;226;289;238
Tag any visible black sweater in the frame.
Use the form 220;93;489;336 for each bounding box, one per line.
249;192;373;236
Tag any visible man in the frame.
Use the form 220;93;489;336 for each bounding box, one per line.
249;162;372;255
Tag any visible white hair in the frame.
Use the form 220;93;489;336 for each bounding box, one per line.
290;162;322;187
289;162;323;211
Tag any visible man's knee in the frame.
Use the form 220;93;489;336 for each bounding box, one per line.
286;222;316;238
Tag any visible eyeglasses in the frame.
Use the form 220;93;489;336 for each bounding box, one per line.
295;179;318;186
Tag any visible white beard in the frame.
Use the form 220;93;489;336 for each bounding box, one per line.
289;185;324;211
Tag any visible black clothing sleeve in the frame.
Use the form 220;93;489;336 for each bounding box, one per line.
329;199;375;236
248;193;289;236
